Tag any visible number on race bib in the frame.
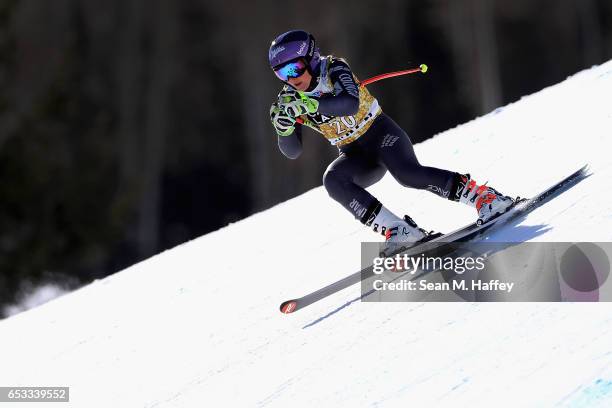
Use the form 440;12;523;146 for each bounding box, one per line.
331;115;357;134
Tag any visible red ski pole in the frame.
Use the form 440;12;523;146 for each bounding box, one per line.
295;64;428;126
360;63;428;86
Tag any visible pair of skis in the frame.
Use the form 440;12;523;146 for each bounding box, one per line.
280;165;590;314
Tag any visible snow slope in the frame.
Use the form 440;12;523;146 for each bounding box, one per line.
2;61;612;408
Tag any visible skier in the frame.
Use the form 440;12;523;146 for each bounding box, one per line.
268;29;515;251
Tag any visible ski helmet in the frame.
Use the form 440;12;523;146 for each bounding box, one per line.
268;30;321;74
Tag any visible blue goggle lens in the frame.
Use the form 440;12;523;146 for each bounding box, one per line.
274;60;308;81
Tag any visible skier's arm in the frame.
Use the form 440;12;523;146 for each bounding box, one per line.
277;125;303;160
271;102;303;159
315;60;360;116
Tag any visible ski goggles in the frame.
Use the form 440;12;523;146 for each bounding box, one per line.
273;59;308;81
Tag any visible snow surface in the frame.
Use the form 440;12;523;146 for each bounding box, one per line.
2;61;612;407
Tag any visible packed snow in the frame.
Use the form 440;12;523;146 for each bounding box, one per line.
1;60;612;407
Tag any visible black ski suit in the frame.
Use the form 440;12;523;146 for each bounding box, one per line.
276;57;458;224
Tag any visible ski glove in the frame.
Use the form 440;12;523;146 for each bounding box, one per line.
270;103;296;137
278;90;319;117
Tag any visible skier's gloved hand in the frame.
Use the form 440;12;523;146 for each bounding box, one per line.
279;90;319;117
270;103;296;137
278;89;300;105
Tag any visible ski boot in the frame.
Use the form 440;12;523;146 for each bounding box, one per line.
380;215;441;257
455;174;515;225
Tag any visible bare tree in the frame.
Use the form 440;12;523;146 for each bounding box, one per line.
442;0;502;115
137;0;179;256
576;0;604;67
472;0;502;112
114;0;146;247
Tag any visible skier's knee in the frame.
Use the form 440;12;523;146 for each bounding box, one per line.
323;169;341;195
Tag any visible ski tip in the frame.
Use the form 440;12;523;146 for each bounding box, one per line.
280;300;298;314
580;163;593;177
565;164;592;184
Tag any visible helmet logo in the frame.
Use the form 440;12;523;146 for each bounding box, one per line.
297;41;307;55
270;45;285;59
